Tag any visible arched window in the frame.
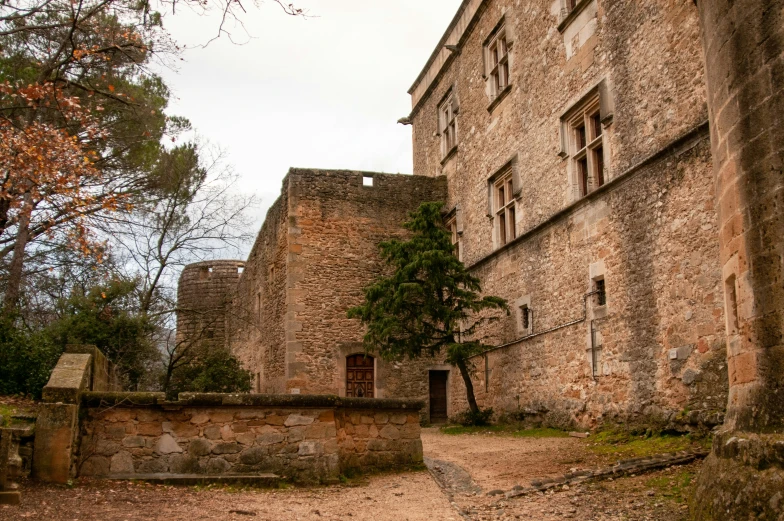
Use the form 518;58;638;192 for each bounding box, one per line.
346;354;374;398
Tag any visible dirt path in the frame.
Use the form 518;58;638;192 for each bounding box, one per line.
2;428;699;520
1;471;458;521
421;428;697;521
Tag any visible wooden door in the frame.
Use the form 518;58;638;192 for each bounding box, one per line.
346;354;374;398
429;371;449;423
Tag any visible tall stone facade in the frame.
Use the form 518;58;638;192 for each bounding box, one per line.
406;0;726;429
176;0;743;430
217;170;448;408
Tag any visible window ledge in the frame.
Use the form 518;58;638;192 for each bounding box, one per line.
487;85;512;113
557;0;593;33
440;146;458;165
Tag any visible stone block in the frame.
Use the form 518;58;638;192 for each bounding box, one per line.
136;423;163;437
236;432;256;445
95;440;121;456
374;412;389;424
265;414;285;426
41;353;91;404
284;414;314;427
256;432;286;445
203;425;221;440
169;454;202;474
389;413;407;425
206;457;231;474
32;403;78;483
188;438;212;457
122;436;146;448
137;458;168;474
79;456;109;476
110;451;134;474
379;424;400;440
155;434;183;455
298;441;321;456
239;447;268;465
212;442;241;455
189;414;210;425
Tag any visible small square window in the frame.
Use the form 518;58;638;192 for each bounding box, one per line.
363;176;373;187
595;278;606;306
520;304;530;330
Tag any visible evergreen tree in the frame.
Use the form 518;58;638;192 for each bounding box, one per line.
348;201;508;414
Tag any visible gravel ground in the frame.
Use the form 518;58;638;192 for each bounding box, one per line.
1;427;697;520
1;471;458;521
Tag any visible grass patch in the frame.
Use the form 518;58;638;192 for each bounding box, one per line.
645;469;694;503
0;404;15;426
440;425;568;438
587;429;707;459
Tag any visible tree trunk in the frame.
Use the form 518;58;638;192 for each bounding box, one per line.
3;192;33;314
455;357;480;414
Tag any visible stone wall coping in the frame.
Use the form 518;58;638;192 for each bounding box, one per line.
80;391;425;411
42;353;92;403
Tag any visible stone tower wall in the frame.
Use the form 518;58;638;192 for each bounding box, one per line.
176;260;245;353
226;193;290;394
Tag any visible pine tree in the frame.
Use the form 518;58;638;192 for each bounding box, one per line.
348;201;508;414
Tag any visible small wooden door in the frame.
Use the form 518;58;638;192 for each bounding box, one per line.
346;354;374;398
429;371;449;423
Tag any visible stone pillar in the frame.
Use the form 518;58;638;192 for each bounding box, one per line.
693;0;784;518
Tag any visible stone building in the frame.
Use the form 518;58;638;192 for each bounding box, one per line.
178;0;732;429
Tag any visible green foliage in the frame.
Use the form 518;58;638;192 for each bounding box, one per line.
588;428;704;459
0;317;63;398
440;424;569;438
45;278;158;388
348;202;508;412
166;347;252;399
451;407;494;427
645;470;695;504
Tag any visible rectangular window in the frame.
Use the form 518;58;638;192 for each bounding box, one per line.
595;278;606;306
446;214;461;261
565;93;606;198
439;91;457;159
494;171;516;247
520;304;529;330
485;22;510;104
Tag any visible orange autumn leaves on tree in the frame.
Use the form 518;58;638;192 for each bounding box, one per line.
0;81;119;259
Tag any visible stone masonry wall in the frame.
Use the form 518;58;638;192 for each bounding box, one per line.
410;0;707;267
450;133;727;429
406;0;725;428
177;260;245;354
77;393;423;483
284;170;447;401
226;193;290;394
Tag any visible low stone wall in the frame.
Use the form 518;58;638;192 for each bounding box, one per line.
77;393;423;483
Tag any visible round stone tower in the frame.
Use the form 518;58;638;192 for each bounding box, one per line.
693;0;784;518
176;260;245;352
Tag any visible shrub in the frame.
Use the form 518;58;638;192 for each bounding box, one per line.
452;407;494;426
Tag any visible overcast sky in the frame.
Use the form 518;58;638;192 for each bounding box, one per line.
157;0;461;253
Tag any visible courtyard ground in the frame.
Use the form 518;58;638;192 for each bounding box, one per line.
1;426;704;520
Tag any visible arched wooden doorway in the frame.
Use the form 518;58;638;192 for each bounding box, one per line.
346;354;374;398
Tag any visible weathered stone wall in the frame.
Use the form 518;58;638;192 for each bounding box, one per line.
284;170;447;398
410;0;708;267
176;260;245;354
76;393;423;483
223;169;448;411
407;0;725;428
692;0;784;518
226;193;290;393
448;132;727;429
